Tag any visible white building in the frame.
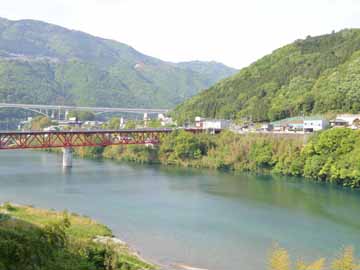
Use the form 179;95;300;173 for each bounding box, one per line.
195;116;206;128
158;114;174;126
43;126;60;132
203;119;231;130
260;123;273;131
194;116;231;130
333;114;360;128
303;119;329;132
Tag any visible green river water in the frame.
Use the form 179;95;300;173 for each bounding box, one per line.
0;150;359;270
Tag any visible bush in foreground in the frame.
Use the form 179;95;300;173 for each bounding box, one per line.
269;245;360;270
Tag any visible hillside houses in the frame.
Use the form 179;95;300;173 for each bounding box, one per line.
195;117;231;131
271;117;329;133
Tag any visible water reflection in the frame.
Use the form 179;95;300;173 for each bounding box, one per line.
62;166;72;176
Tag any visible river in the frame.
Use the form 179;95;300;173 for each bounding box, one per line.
0;150;360;270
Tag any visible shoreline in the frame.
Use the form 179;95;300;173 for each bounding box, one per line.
0;202;157;270
0;201;209;270
1;150;360;270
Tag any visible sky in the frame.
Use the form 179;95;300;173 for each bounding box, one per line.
2;0;360;69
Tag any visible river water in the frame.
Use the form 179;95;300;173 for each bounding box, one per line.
0;150;360;270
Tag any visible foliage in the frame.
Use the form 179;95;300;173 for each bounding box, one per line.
103;145;159;164
68;111;95;121
97;128;360;187
269;244;360;270
331;247;360;270
75;146;104;159
124;120;137;129
173;29;360;123
71;125;360;188
146;120;162;128
302;128;360;187
159;130;210;165
269;244;291;270
30;116;54;130
105;118;121;129
0;203;155;270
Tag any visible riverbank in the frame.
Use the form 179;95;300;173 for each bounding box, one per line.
1;202;359;270
1;150;360;270
0;202;156;270
74;128;360;189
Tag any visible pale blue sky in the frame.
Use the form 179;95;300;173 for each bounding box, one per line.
2;0;360;68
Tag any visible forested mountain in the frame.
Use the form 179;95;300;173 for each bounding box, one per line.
173;29;360;122
0;17;236;108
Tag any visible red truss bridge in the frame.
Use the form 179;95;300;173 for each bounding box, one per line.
0;128;207;150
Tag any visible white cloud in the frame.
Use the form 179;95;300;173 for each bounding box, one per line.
1;0;360;68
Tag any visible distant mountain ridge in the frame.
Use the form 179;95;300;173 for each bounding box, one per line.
173;29;360;122
0;17;237;108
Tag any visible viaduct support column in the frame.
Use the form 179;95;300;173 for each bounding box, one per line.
62;148;73;167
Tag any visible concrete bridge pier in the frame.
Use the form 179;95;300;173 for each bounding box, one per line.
62;148;73;167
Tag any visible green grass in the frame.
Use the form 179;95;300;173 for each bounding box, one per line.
0;203;156;270
5;206;112;239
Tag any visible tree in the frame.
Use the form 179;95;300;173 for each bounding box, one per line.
332;247;359;270
124;120;137;129
159;130;203;162
269;244;290;270
30;116;53;130
106;118;120;129
67;111;95;121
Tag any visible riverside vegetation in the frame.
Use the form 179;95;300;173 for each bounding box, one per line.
74;127;360;189
0;203;155;270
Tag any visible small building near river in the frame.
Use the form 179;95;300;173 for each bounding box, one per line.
272;116;329;132
194;116;231;131
303;118;329;132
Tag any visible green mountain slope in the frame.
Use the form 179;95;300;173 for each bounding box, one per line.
173;29;360;122
0;17;237;108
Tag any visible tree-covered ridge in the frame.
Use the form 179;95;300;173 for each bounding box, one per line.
0;17;237;108
173;29;360;123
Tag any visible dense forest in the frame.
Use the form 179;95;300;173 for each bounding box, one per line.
173;29;360;123
0;17;236;109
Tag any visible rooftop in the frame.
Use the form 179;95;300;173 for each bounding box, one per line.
271;116;326;126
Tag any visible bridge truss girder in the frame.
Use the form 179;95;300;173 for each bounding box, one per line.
0;129;205;150
0;130;172;150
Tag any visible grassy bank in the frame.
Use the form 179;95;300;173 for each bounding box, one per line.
74;128;360;189
0;203;156;270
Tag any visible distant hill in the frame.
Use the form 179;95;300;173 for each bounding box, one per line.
176;61;236;84
0;17;237;109
173;29;360;123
